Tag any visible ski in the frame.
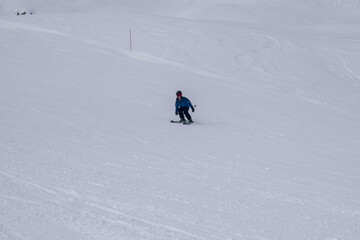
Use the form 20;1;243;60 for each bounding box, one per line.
171;120;194;124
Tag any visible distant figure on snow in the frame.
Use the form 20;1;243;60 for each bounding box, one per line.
175;90;194;123
16;11;30;15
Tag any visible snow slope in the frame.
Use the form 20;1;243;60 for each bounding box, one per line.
1;0;360;239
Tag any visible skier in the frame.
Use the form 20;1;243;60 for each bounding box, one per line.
175;90;195;123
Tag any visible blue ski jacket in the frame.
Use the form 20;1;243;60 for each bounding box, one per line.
175;96;194;112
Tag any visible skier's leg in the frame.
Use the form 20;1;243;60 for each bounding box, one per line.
178;108;185;121
183;108;192;121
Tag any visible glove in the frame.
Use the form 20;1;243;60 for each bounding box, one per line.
191;108;195;112
175;111;179;115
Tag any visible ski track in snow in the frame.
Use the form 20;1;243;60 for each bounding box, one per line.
0;170;59;196
0;169;236;239
339;56;360;87
0;19;223;81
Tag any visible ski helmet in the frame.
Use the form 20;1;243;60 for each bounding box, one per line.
176;90;182;96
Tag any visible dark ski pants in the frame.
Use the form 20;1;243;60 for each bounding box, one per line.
178;107;192;121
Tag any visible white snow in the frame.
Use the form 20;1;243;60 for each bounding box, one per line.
1;0;360;239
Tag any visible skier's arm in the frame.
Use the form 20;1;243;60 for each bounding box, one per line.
187;98;195;112
175;101;179;114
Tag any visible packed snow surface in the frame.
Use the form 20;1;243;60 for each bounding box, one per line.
1;0;360;239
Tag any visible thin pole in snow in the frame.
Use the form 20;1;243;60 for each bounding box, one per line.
129;28;132;50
